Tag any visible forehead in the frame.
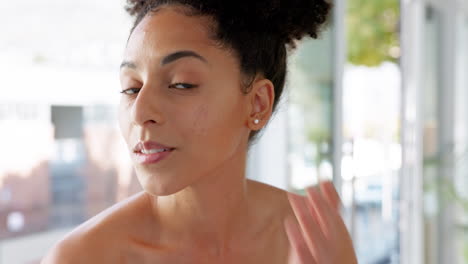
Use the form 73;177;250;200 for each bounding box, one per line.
125;8;216;59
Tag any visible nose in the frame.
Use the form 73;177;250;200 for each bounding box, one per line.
130;85;166;127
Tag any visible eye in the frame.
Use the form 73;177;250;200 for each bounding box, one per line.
120;88;141;95
168;83;198;89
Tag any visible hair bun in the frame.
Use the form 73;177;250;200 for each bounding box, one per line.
218;0;332;47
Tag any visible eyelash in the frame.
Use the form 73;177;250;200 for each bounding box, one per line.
120;88;140;95
120;83;198;95
169;83;198;89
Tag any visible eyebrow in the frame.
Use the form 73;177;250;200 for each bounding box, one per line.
120;50;209;70
120;61;137;70
161;50;208;66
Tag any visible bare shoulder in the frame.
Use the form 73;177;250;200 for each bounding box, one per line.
247;179;294;217
40;228;102;264
246;179;294;261
40;233;80;264
41;191;150;263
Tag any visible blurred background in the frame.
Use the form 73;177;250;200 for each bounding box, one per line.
0;0;467;263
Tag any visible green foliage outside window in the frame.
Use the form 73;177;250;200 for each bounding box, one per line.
346;0;400;66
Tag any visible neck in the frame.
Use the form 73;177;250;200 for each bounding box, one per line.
148;147;255;255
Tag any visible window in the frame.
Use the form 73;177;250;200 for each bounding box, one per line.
0;1;134;263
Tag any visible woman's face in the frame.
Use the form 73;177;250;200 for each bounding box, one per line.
119;6;252;196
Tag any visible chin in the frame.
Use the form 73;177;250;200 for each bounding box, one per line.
137;171;188;196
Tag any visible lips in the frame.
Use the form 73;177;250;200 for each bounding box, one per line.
133;141;175;154
133;141;176;165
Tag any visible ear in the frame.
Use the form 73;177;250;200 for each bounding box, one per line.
246;77;275;131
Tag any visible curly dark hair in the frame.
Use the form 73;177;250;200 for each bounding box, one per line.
125;0;332;144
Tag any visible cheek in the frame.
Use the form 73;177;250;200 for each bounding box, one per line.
190;105;210;136
182;97;245;148
186;103;236;139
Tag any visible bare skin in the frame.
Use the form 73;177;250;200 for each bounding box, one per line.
42;5;357;264
42;180;293;264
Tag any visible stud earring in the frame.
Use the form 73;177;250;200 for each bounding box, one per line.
254;119;260;125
